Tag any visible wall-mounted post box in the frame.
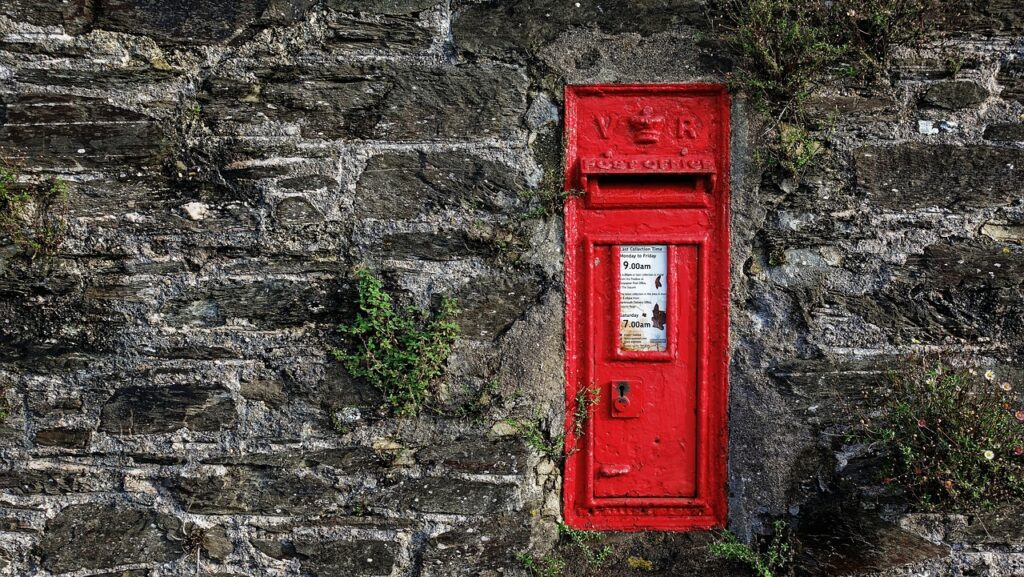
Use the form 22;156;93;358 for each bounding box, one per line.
563;84;730;531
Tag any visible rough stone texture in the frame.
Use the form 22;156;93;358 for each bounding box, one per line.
983;122;1024;141
254;534;399;576
0;0;1023;575
99;384;237;434
855;143;1024;209
921;80;990;109
998;57;1024;104
453;0;706;61
35;504;179;573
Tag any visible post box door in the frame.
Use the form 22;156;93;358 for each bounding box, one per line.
589;243;699;498
563;84;730;532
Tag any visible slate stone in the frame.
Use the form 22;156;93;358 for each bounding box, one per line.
376;65;526;140
277;175;337;191
855;143;1024;209
92;0;270;45
305;447;390;472
797;505;948;576
452;0;705;61
0;276;125;358
420;519;531;577
15;67;180;90
166;467;343;515
921;80;989;109
383;477;516;515
983;122;1024;141
416;437;527;475
255;536;397;576
0;0;66;26
92;570;152;577
274;197;323;225
327;0;437;10
942;0;1024;35
949;513;1024;547
454;271;545;340
769;357;912;425
324;0;438;51
259;0;318;24
239;378;288;407
0;468;90;495
202;526;234;561
0;94;169;169
199;66;387;139
99;385;237;434
842;241;1024;343
35;503;179;573
300;362;386;409
159;279;340;328
367;230;501;261
354;152;524;219
903;241;1024;291
998;57;1024;104
980;222;1024;243
200;63;525;141
251;537;295;559
297;539;397;576
34;428;91;449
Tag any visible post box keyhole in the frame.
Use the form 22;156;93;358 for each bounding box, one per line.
617;382;630;405
611;380;640;418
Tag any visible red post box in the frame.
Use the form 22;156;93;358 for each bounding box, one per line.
563;84;730;531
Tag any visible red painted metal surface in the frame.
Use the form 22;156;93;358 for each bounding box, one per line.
563;84;730;531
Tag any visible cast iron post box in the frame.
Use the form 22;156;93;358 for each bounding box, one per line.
563;84;730;531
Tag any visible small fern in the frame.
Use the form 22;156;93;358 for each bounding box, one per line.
333;267;459;417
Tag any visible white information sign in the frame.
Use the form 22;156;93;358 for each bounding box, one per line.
618;245;668;352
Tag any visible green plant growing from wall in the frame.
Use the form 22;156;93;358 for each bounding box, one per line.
519;167;583;220
516;524;613;577
708;520;793;577
333;267;460;417
518;552;567;577
710;0;943;175
0;166;71;260
505;418;565;460
572;385;601;439
862;359;1024;511
558;522;612;566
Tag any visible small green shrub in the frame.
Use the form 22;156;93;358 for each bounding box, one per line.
572;385;600;440
558;522;612;566
711;0;943;174
720;0;847;108
863;360;1024;511
518;552;566;577
333;268;459;417
775;123;823;175
517;524;612;577
519;167;582;220
0;167;70;260
505;418;565;459
708;520;793;577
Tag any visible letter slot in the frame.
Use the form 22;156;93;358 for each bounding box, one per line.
563;84;730;532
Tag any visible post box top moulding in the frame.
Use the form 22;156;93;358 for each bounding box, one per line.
564;83;730;192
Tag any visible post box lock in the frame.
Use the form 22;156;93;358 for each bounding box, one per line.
611;380;641;418
563;84;730;532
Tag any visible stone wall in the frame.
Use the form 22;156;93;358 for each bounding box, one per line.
0;1;1022;576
